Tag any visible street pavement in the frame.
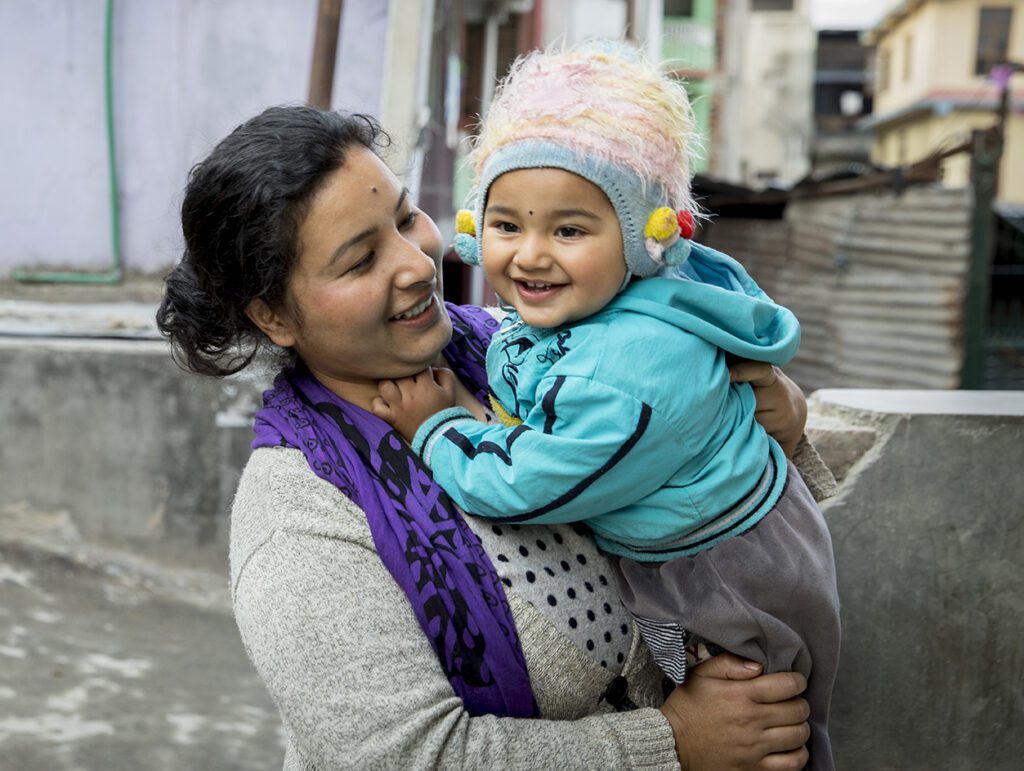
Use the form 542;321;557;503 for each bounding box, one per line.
0;510;285;770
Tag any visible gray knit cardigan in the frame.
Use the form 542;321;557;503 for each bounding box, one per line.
230;447;683;770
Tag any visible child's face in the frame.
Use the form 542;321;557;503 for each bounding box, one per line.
482;168;627;328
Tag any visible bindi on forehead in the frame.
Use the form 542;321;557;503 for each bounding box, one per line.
371;186;378;193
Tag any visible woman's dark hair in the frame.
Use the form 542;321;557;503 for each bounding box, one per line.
156;105;389;376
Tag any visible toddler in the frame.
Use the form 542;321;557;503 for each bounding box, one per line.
373;44;839;770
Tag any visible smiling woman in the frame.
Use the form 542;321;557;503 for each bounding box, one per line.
155;105;813;770
244;148;453;410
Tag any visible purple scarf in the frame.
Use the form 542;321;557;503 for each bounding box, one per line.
251;304;537;718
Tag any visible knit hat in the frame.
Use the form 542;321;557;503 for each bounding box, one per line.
453;42;700;278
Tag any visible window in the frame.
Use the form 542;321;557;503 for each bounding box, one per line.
877;47;891;93
752;0;794;11
664;0;694;16
976;7;1013;75
903;34;913;82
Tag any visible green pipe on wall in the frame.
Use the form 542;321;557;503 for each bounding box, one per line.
15;0;124;284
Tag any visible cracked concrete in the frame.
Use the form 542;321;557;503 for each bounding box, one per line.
0;513;283;770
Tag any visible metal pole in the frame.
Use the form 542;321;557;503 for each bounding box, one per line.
962;129;999;388
308;0;344;108
962;63;1020;388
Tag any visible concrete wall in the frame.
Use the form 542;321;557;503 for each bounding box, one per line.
0;0;387;277
0;337;269;555
807;389;1024;770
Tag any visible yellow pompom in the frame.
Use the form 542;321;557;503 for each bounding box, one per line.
455;209;476;237
489;394;523;427
644;207;679;241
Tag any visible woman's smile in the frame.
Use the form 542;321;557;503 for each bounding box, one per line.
390;292;441;326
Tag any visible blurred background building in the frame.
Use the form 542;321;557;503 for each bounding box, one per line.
862;0;1024;203
0;0;1021;385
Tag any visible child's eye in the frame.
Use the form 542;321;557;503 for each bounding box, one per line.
493;221;520;234
556;226;584;238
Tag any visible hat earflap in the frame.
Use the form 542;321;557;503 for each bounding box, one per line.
452;209;481;266
643;208;694;268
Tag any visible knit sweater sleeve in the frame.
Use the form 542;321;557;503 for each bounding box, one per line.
229;448;679;770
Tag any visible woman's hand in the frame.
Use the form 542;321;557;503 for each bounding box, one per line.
659;654;810;770
372;367;457;442
730;362;807;458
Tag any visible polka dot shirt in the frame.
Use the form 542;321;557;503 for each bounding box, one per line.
463;516;634;674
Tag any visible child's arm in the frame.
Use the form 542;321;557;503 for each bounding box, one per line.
371;368;457;443
406;373;689;524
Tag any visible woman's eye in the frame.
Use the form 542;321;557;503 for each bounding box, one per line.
349;251;375;273
399;210;419;229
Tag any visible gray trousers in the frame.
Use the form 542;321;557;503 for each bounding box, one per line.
616;463;840;771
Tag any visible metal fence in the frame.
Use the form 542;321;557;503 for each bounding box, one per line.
702;185;973;392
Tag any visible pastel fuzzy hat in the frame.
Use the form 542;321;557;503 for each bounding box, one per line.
453;42;700;278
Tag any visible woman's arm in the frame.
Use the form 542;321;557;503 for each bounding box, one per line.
730;362;807;458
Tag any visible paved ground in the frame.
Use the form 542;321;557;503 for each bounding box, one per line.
0;509;285;771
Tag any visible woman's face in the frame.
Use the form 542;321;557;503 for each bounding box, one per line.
257;147;451;406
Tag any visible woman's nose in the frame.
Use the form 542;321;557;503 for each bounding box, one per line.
393;240;437;289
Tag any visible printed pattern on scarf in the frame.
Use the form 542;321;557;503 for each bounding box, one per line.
251;304;536;718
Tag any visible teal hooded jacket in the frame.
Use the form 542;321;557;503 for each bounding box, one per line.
412;243;801;561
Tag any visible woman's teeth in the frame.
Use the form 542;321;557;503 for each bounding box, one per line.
392;295;433;320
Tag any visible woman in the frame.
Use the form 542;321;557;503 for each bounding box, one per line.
158;106;816;770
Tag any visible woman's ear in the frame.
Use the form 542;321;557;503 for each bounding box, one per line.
246;299;297;348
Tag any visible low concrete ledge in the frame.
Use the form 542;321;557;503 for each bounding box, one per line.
807;389;1024;769
0;337;270;566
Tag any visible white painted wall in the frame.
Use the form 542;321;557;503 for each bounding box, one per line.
716;0;816;187
540;0;629;45
0;0;388;276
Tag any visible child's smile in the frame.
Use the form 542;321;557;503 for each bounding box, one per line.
482;167;627;329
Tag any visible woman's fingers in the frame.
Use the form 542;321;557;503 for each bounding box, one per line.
748;671;808;705
690;652;763;680
759;745;810;771
729;360;777;387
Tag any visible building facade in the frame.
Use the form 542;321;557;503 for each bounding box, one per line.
812;29;874;174
713;0;816;187
863;0;1024;203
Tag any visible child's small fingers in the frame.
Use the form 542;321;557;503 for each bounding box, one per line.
433;367;456;392
377;379;401;404
369;396;391;419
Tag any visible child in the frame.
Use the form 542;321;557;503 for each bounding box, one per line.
372;44;839;770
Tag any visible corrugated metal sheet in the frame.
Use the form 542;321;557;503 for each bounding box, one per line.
702;185;972;391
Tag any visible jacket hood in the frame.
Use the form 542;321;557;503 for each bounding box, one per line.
605;242;800;366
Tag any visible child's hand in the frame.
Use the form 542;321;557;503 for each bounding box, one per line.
371;367;457;443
